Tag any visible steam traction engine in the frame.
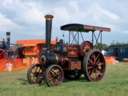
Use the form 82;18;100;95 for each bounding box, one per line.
27;15;111;86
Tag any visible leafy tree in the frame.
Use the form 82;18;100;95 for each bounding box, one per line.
94;43;108;50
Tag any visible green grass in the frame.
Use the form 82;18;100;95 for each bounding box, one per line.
0;63;128;96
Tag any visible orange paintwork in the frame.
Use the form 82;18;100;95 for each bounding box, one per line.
16;39;57;46
0;39;58;72
0;57;40;72
16;39;57;57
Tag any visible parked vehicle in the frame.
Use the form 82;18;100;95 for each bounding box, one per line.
27;15;111;86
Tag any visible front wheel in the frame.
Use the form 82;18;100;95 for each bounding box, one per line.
45;65;64;86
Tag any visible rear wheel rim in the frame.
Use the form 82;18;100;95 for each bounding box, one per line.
84;50;105;81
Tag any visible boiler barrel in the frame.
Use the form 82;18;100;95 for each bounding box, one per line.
41;52;58;65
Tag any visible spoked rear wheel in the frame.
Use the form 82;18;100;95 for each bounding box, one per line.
27;64;46;84
45;65;64;86
83;49;106;81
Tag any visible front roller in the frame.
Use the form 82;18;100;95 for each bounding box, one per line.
83;49;106;81
45;65;64;86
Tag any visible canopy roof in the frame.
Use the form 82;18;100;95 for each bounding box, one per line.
61;23;111;32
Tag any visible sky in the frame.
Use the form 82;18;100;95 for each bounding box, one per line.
0;0;128;44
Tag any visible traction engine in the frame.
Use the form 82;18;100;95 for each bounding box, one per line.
27;15;111;86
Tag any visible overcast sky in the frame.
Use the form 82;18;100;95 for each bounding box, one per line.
0;0;128;44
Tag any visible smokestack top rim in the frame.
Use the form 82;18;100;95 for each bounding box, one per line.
6;32;10;35
45;14;54;20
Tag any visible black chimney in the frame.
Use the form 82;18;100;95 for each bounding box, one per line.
44;15;54;49
6;32;11;49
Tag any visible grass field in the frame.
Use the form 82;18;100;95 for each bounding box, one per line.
0;63;128;96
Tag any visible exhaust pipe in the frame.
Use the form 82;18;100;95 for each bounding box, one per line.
44;15;54;49
6;32;11;49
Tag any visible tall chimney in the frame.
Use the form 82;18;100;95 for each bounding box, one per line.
44;15;54;49
6;32;11;49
